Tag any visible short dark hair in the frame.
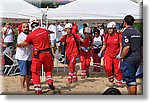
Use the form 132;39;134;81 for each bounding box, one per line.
83;23;88;28
124;15;135;26
31;22;39;29
94;28;100;34
102;88;122;95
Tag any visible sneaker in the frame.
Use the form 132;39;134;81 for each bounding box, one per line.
68;72;73;83
68;78;72;83
72;72;78;82
115;81;123;87
108;76;114;83
34;84;42;95
72;77;78;82
72;76;78;82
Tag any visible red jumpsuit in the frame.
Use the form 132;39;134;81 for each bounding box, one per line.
25;28;54;92
104;33;122;82
60;34;81;83
80;37;92;78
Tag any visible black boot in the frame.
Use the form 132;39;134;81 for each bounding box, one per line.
48;83;55;90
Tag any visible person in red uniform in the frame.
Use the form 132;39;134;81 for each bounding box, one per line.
57;23;84;83
80;27;93;79
72;22;78;34
92;29;103;72
98;21;123;87
17;18;56;94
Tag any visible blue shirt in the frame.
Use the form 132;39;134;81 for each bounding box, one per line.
122;27;143;65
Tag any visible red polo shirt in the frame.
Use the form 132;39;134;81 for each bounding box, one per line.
60;34;81;56
25;28;50;50
105;33;122;57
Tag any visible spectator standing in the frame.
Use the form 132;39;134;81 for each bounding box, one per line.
120;15;143;95
1;23;14;47
15;23;32;92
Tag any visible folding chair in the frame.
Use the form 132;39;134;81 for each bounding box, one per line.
2;54;19;76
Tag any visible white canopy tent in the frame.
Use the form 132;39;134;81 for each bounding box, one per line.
0;0;42;21
47;0;142;21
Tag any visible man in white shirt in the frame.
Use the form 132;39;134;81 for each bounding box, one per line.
15;23;33;92
48;23;57;47
48;23;57;57
56;22;64;52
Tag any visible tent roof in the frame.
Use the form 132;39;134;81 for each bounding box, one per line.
0;0;42;19
47;0;142;20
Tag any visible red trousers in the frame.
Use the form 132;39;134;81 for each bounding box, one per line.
104;53;122;81
31;52;54;85
92;50;101;70
67;54;77;73
67;54;78;82
80;53;91;72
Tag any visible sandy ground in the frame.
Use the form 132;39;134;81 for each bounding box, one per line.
0;59;143;95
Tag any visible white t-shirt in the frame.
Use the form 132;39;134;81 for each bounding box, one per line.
2;27;14;43
48;24;57;41
93;36;103;49
15;32;33;61
56;25;64;39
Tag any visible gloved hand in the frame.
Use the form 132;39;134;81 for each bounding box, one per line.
55;38;59;43
116;53;121;59
81;46;87;52
98;52;102;58
87;47;91;50
81;34;85;38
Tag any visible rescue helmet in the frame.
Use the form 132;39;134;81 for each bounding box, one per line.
64;23;72;29
29;18;39;28
84;27;91;34
107;21;116;29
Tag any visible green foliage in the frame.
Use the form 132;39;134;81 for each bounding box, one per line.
133;23;143;34
41;2;59;8
13;28;18;45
